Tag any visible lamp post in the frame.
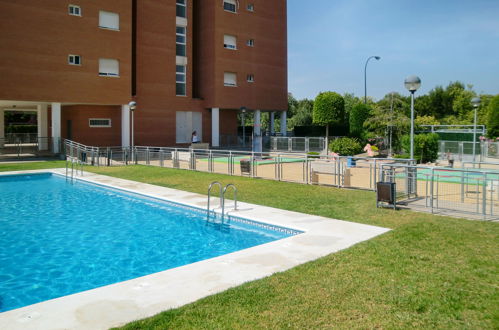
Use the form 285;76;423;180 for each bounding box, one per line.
404;75;421;161
128;101;136;161
389;91;396;157
364;56;381;104
471;97;481;163
240;106;247;147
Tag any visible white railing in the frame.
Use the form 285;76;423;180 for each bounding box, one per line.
64;139;415;192
439;140;499;162
380;163;499;220
0;137;60;158
270;137;328;153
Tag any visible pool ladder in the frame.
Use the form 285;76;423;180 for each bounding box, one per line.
65;156;83;183
207;181;238;225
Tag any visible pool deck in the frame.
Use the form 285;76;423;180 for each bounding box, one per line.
0;169;390;330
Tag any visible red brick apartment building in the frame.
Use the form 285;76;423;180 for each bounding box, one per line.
0;0;288;151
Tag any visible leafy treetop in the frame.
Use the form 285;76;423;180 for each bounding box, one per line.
312;92;345;126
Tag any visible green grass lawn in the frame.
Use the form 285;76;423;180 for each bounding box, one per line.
1;162;498;329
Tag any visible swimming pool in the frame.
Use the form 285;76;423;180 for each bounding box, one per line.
0;173;299;312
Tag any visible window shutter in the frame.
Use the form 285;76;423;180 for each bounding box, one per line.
224;72;237;86
99;11;119;30
99;59;119;76
223;35;237;49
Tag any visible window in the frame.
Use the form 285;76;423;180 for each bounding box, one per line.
176;65;186;96
68;55;81;65
247;74;254;82
247;4;254;11
223;35;237;50
247;39;254;47
68;5;81;16
176;111;202;143
223;0;237;13
176;0;186;18
99;11;119;30
99;58;119;77
224;72;237;87
89;119;111;127
176;26;186;56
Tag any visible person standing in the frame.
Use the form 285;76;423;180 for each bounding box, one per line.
191;131;200;143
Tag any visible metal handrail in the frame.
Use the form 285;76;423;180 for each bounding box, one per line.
207;181;223;222
222;184;237;224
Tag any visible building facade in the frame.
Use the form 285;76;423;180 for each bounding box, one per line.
0;0;287;150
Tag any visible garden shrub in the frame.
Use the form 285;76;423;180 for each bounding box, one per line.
329;137;362;156
402;133;439;163
487;95;499;139
349;103;370;138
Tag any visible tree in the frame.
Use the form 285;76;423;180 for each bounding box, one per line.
402;133;439;163
365;92;409;153
343;93;362;135
487;95;499;139
313;91;345;141
349;103;370;138
415;115;440;129
288;99;314;129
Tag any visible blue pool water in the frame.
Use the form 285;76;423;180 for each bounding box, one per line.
0;173;298;312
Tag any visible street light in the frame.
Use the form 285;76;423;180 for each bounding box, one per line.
240;106;247;147
388;91;396;157
128;100;137;150
471;97;481;163
404;75;421;161
364;56;381;104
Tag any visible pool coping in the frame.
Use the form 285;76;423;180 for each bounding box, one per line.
0;169;391;330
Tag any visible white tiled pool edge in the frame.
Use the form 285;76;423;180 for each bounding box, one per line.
0;169;391;330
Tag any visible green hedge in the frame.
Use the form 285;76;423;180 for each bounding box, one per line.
294;124;348;137
5;125;37;134
436;132;478;142
402;133;439;163
329;137;362;156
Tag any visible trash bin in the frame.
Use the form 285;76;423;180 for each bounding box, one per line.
347;157;356;168
240;160;251;175
376;182;396;209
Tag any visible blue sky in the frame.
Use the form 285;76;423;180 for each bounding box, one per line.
287;0;499;100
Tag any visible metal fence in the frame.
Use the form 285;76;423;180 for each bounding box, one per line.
439;140;499;162
0;137;60;159
380;164;499;220
270;137;328;153
64;139;414;191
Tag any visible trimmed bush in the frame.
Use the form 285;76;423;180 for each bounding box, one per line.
313;92;345;137
402;133;439;163
329;137;362;156
349;103;370;138
487;95;499;139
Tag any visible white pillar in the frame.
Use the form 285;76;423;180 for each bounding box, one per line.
280;111;287;136
254;110;261;136
121;104;130;147
37;104;48;150
51;102;61;153
253;110;262;153
270;112;275;135
211;107;219;147
0;109;4;147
